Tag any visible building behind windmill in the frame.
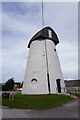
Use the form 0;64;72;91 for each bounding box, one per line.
22;27;64;94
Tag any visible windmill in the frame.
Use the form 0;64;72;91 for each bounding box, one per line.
22;1;64;94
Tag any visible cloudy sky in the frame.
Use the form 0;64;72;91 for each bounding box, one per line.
2;2;78;83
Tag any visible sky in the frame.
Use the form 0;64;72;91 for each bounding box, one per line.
1;2;78;83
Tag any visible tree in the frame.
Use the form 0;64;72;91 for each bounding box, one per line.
2;77;15;91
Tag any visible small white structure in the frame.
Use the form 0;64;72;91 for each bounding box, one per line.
22;27;64;94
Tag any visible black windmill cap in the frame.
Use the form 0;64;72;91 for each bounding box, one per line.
28;27;59;48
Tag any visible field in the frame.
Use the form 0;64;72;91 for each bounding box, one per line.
2;93;74;110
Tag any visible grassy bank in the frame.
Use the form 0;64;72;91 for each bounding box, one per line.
67;92;80;97
0;96;2;106
70;93;80;97
2;93;74;110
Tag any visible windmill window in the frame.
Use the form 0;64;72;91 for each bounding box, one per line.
48;30;52;38
54;49;56;52
31;78;37;85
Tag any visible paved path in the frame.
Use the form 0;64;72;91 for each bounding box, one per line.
2;99;79;118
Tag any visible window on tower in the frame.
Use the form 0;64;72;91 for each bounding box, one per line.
48;30;52;38
31;78;37;85
54;49;56;52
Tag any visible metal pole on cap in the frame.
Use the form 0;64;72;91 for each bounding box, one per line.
42;0;44;28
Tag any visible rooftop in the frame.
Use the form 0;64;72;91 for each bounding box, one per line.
28;26;59;48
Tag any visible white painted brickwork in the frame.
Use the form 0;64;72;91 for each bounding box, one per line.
22;39;64;94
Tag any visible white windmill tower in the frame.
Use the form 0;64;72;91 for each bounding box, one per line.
22;27;64;94
22;1;64;94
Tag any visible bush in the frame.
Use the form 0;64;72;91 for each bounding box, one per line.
2;77;15;91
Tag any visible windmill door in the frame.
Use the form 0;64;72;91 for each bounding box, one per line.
56;79;61;93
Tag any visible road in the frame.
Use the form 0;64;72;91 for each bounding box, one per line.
2;99;79;118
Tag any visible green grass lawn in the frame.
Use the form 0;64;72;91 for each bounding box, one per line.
0;96;2;106
67;92;80;97
71;93;80;97
2;93;74;110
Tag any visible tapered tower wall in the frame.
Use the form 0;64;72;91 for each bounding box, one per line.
46;40;64;93
22;39;64;94
22;40;49;94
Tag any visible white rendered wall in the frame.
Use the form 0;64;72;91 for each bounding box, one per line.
46;40;64;93
22;39;64;94
22;40;49;94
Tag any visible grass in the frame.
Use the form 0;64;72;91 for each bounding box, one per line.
2;93;74;110
0;95;2;106
70;93;80;97
67;90;80;92
67;92;80;97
